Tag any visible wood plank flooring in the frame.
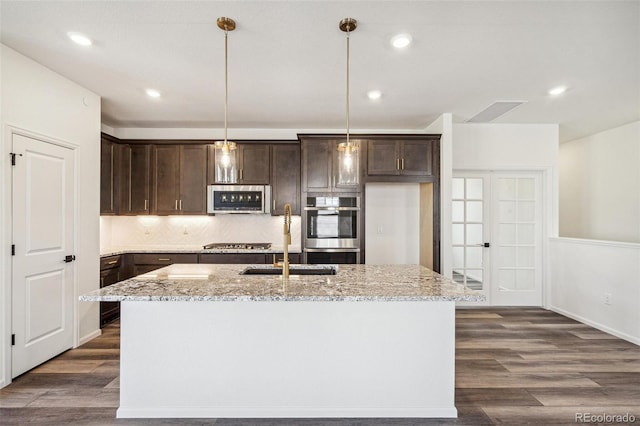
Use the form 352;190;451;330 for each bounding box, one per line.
1;308;639;425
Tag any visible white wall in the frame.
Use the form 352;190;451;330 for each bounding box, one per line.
0;45;101;387
559;121;640;243
101;215;301;252
549;238;640;344
365;183;420;265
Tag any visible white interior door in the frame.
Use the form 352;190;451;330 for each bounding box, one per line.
11;133;75;378
490;173;543;306
453;171;543;306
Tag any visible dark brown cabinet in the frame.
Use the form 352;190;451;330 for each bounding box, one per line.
119;144;151;215
207;143;270;185
100;134;118;215
199;253;267;264
301;136;361;193
99;255;122;327
238;144;270;184
271;144;301;215
366;136;437;181
152;145;207;215
131;253;199;276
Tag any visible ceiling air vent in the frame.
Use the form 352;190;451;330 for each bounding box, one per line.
466;101;526;123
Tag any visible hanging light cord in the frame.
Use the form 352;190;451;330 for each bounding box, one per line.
224;26;229;144
346;28;350;147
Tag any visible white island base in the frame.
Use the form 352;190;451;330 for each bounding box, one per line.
117;300;456;419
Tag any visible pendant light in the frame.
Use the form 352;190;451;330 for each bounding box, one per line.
337;18;359;186
214;17;238;183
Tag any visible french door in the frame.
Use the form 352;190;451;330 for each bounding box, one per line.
453;171;543;306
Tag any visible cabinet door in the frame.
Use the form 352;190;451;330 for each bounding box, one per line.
100;267;121;327
302;139;332;192
120;144;151;215
367;140;400;176
238;144;270;184
401;141;432;176
100;136;116;214
179;145;208;214
271;144;301;215
152;145;180;214
199;253;266;264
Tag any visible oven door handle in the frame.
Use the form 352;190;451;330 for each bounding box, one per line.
304;207;360;211
304;248;361;253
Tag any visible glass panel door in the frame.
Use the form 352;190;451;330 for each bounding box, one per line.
491;173;542;306
452;174;490;303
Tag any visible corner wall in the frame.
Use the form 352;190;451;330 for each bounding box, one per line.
559;121;640;243
0;44;101;387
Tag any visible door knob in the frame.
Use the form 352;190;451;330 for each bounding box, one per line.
63;255;76;263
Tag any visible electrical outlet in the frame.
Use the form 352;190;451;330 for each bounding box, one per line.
183;225;188;235
377;226;384;234
604;292;612;305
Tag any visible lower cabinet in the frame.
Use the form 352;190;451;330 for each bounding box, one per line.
99;255;123;327
199;253;267;264
132;253;199;275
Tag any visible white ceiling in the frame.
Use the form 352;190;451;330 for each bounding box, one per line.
1;0;638;142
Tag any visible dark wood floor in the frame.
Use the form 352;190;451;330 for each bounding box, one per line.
1;308;639;425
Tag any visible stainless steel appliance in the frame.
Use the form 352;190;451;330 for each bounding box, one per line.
207;185;271;214
303;196;360;263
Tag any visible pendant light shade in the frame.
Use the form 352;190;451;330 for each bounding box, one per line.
214;17;238;184
337;18;359;186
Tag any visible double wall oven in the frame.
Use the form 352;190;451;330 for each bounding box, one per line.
303;195;360;264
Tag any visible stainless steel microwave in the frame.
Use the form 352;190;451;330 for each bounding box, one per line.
207;185;271;214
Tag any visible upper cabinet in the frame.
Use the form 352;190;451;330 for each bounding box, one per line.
152;144;207;215
207;143;270;185
271;144;301;215
100;134;118;215
365;136;440;182
300;136;362;193
119;144;151;215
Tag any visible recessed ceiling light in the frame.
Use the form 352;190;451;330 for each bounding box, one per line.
548;86;567;96
390;34;412;49
367;90;382;100
67;32;92;46
145;89;161;98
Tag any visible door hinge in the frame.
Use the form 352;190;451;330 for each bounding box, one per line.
10;152;22;166
11;334;15;346
11;244;15;256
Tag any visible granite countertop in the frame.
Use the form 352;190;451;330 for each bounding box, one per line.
100;245;302;257
80;263;485;302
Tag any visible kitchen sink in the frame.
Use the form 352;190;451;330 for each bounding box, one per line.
240;265;337;276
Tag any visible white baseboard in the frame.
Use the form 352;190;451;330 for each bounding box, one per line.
117;406;458;419
549;305;640;346
78;328;101;346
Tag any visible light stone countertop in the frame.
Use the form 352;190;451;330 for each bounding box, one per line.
100;245;302;257
80;263;485;302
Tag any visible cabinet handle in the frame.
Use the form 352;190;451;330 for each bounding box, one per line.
273;199;276;211
240;169;243;181
396;158;400;170
107;260;118;265
144;199;148;211
179;200;183;210
158;258;171;261
401;158;405;170
175;200;178;210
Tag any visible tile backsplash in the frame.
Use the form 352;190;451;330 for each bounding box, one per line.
101;215;301;250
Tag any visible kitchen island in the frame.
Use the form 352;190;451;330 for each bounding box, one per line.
80;263;484;419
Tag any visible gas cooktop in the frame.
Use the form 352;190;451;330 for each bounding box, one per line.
203;243;272;250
